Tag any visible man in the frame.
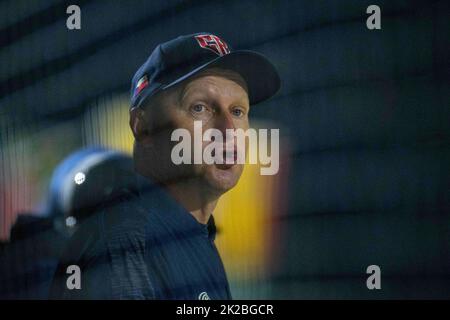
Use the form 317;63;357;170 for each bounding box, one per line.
50;32;280;299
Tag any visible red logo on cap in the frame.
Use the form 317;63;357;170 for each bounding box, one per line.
195;34;230;56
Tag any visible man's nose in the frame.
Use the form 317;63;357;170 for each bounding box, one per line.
213;110;236;136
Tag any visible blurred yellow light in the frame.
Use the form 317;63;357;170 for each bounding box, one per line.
214;150;277;281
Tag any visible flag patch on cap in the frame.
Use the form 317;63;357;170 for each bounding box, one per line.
134;74;149;97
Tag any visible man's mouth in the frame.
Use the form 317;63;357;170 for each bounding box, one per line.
209;147;238;169
223;149;238;164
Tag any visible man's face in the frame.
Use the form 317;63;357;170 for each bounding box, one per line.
149;70;250;193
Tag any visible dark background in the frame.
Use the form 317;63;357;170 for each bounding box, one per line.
0;0;449;299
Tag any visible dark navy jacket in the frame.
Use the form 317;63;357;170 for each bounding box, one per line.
50;176;231;300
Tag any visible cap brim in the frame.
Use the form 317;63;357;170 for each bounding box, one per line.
161;50;281;105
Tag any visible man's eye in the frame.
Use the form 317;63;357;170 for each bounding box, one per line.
232;108;244;117
191;104;206;113
189;104;213;121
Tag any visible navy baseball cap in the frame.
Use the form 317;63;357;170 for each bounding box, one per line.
130;32;281;109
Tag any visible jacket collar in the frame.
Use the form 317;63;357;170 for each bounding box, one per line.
135;174;217;241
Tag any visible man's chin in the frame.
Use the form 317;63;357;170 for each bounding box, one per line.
205;164;243;193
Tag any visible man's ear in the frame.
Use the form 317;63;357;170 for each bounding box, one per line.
129;107;152;144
